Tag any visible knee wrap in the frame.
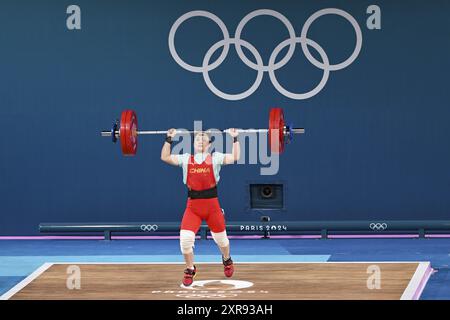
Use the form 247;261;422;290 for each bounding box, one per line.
211;230;229;248
180;230;195;254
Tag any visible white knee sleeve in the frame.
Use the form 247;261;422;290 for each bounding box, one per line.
180;230;196;254
211;230;229;248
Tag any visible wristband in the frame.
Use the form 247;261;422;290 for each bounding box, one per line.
165;136;173;144
233;137;238;143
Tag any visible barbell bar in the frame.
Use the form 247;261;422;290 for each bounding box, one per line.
101;108;305;156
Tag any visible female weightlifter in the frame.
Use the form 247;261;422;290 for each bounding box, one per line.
161;129;240;286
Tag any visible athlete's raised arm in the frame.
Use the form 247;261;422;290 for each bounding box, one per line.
223;128;240;165
160;128;179;166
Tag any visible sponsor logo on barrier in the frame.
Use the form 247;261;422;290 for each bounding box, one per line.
240;225;288;231
140;224;159;232
369;223;388;231
169;8;362;100
152;280;267;299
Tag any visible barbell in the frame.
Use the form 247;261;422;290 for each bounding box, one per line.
101;108;305;156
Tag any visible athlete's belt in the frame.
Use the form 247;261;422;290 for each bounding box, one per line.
188;186;218;199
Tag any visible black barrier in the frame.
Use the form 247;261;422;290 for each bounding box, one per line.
39;220;450;240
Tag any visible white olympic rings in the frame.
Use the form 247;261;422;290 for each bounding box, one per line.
140;224;159;232
369;223;388;231
168;8;363;101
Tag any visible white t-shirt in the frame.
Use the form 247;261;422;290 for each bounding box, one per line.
175;152;225;185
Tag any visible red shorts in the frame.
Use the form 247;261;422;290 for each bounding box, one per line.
180;197;226;233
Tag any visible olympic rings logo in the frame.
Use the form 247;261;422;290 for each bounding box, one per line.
369;223;388;231
140;224;159;232
168;8;363;101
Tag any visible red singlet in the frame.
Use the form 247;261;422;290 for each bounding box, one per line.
180;154;226;233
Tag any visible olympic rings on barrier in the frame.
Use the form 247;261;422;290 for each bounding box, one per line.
369;223;388;231
168;8;363;100
140;224;159;232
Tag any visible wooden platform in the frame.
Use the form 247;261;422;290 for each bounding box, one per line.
1;262;431;300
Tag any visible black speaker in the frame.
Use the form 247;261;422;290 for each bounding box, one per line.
249;184;284;209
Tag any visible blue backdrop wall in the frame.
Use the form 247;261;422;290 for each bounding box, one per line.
1;0;449;235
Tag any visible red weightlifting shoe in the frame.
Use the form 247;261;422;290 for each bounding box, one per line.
182;266;197;286
223;257;234;278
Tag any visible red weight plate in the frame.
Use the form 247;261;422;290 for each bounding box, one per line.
120;110;138;156
128;110;138;155
120;110;131;155
279;108;285;153
269;108;285;153
269;108;277;153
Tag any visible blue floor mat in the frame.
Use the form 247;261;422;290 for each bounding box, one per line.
0;276;26;296
0;239;292;256
420;268;450;300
